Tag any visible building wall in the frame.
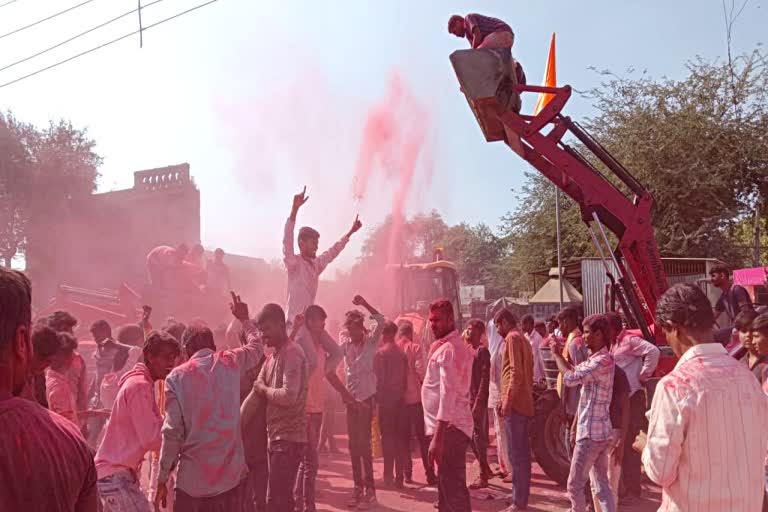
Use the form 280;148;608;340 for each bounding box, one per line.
26;164;200;305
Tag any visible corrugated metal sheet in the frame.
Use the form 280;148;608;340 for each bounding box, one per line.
581;258;716;316
581;259;620;316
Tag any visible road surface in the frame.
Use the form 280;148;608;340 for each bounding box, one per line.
313;439;661;511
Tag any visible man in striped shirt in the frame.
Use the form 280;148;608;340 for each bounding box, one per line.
448;13;514;49
553;315;616;512
641;284;768;512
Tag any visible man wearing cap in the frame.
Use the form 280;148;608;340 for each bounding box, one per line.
283;187;363;324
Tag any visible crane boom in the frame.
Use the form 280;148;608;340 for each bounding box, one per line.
450;48;668;340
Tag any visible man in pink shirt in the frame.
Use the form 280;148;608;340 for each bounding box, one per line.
94;330;181;512
421;299;474;512
0;267;98;511
283;187;362;324
46;331;82;426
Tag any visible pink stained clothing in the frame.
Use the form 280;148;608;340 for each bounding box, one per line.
642;343;768;512
100;346;143;411
397;337;426;405
0;397;97;511
47;367;80;426
282;218;349;323
146;245;178;268
304;337;326;414
421;329;474;439
611;330;660;395
64;352;89;413
95;363;163;479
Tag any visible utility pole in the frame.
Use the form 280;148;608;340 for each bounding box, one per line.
555;187;564;308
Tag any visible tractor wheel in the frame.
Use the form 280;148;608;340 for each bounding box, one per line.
530;390;571;486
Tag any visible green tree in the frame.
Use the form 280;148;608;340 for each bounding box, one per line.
500;50;768;290
0;113;101;266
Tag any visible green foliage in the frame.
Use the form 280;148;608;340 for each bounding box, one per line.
0;112;101;266
500;50;768;288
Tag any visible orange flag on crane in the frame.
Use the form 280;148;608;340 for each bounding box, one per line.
533;33;557;115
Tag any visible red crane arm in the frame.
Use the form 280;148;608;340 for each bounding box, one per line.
450;48;669;337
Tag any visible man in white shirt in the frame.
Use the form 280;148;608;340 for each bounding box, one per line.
605;312;659;501
422;299;473;512
521;315;545;385
487;319;511;479
283;187;362;324
641;283;768;512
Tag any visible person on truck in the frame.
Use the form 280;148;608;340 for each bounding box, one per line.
146;244;188;289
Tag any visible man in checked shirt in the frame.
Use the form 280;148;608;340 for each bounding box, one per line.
553;315;617;512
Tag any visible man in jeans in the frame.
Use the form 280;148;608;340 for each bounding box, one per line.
422;300;474;512
553;314;617;512
494;308;533;511
293;305;344;512
373;322;408;488
249;303;308;512
340;296;385;509
396;321;436;485
465;319;493;490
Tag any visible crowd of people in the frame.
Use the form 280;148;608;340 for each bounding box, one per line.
2;187;768;512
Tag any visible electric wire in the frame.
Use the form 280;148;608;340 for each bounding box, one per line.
0;0;166;74
0;0;98;40
0;0;220;90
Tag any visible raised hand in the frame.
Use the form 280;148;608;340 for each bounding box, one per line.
348;214;363;236
230;291;250;322
292;186;309;213
352;295;366;307
141;305;152;326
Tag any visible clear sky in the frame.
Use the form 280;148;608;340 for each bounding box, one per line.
1;0;765;274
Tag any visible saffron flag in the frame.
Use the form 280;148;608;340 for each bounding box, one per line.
533;33;557;115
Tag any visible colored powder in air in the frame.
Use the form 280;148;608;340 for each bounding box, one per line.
352;72;430;264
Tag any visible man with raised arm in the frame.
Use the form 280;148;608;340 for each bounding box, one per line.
283;187;362;324
154;293;265;512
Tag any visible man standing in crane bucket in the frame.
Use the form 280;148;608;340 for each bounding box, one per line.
448;13;514;49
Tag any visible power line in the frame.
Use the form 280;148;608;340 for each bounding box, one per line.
0;0;20;9
0;0;220;90
0;0;166;74
0;0;97;41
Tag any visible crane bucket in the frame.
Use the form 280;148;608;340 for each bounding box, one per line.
449;48;521;142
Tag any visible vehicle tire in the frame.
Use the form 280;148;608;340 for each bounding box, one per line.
530;390;570;487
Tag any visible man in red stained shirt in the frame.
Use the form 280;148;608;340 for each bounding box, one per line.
0;267;98;511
